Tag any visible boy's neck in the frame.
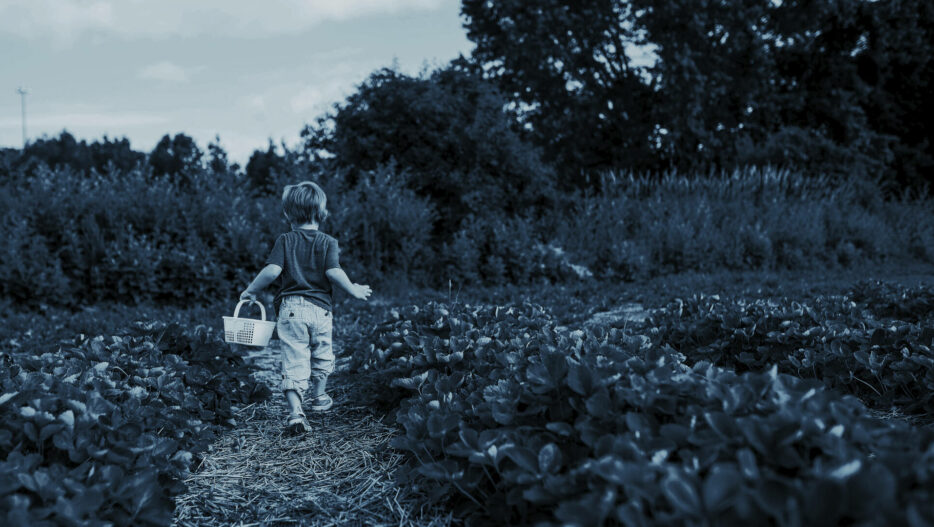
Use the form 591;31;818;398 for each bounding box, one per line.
293;222;319;231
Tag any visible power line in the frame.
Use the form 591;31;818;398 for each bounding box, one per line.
16;87;28;148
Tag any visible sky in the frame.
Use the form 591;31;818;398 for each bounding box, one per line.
0;0;473;164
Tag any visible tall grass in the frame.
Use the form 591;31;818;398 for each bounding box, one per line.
544;167;934;279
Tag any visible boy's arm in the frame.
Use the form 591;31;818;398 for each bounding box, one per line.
240;264;282;301
326;268;372;301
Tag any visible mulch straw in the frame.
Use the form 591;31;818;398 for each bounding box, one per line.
174;343;456;527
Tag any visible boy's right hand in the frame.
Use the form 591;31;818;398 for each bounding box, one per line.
240;290;258;302
351;283;373;301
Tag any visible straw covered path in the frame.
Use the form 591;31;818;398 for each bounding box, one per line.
173;340;453;527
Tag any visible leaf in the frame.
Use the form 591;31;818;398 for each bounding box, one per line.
921;327;934;346
567;362;593;395
23;422;38;442
40;423;65;442
543;350;569;381
491;401;515;425
546;422;574;437
662;473;701;515
828;459;862;480
522;485;551;504
590;456;640;486
391;370;430;390
736;448;759;479
525;363;553;389
585;389;612;418
85;393;111;420
625;412;651;434
426;412;459;438
704;412;737;439
0;392;17;406
555;489;616;527
459;427;479;450
504;446;539;473
702;464;741;512
555;498;603;527
538;443;561;474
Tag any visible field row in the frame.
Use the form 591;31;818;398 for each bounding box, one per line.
1;279;932;525
348;281;934;525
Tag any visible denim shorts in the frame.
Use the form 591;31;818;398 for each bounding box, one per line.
277;296;334;401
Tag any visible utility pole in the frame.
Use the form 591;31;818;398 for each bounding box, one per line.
16;87;27;147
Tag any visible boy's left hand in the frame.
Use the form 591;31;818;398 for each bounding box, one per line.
240;290;257;302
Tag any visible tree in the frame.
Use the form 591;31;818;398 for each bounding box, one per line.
206;136;232;174
857;0;934;190
149;133;202;178
87;136;145;173
245;141;288;194
461;0;658;181
11;131;144;176
462;0;930;189
301;62;555;234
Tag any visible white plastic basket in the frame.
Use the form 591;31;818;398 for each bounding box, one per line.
222;300;275;347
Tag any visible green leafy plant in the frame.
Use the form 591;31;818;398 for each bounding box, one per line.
0;323;270;525
651;280;934;414
350;299;934;526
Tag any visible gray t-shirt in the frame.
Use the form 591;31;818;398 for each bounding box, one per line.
265;228;341;313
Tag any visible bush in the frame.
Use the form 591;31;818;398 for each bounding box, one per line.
324;166;438;284
548;168;934;279
0;322;270;525
651;280;934;414
0;159;931;308
0;165;269;307
349;301;934;526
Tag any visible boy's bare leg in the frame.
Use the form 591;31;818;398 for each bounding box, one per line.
284;389;304;416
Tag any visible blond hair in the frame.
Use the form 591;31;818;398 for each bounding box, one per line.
282;181;329;224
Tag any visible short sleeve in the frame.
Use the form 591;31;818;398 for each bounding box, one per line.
265;235;286;268
325;237;341;270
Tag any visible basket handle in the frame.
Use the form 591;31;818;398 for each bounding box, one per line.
233;300;267;321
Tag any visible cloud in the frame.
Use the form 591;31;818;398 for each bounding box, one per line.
290;87;324;113
0;1;114;42
138;61;192;83
0;0;446;42
237;94;269;122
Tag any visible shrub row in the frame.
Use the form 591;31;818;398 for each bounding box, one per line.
546;169;934;280
0;323;270;525
649;280;934;414
349;302;934;525
1;164;931;308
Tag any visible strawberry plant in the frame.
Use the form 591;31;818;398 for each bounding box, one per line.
0;323;270;525
651;280;934;414
351;300;934;525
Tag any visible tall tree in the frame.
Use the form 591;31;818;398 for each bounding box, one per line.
13;131;144;175
461;0;657;181
857;0;934;189
301;62;555;233
245;141;289;194
149;133;202;178
463;0;929;187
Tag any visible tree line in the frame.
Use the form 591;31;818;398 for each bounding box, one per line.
3;0;930;196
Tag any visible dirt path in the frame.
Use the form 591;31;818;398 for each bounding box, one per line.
173;340;453;527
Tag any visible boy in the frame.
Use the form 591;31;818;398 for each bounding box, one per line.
240;181;372;435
